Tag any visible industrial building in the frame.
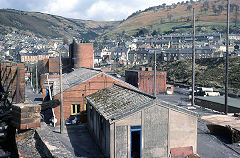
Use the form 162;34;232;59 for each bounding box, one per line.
41;40;139;124
125;67;167;95
86;84;198;157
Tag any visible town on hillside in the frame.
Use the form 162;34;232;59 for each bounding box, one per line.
0;0;240;158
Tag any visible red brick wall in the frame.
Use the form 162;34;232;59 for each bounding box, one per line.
138;71;167;95
52;73;132;125
0;62;25;103
73;43;93;68
40;74;60;89
48;58;60;73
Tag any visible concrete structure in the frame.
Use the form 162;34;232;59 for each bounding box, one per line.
125;67;167;95
69;40;94;69
86;84;198;157
42;68;138;125
195;96;240;113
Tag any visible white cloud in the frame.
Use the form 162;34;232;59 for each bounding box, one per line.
0;0;184;20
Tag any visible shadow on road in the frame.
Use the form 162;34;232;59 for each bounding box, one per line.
66;124;104;157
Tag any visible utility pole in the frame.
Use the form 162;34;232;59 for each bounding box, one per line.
47;74;52;100
192;8;196;106
225;0;230;114
30;67;33;88
47;74;56;127
59;51;64;133
35;64;38;94
154;51;157;97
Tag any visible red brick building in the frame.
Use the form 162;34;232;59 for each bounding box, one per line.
42;68;138;124
125;67;167;95
69;41;94;69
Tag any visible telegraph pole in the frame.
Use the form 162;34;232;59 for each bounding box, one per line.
154;51;157;97
35;64;38;94
225;0;230;114
59;51;64;133
30;67;33;88
192;8;196;106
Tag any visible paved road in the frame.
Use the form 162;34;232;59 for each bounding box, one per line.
25;84;43;105
50;124;103;158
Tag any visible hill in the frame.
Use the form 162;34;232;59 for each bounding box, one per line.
0;9;120;39
158;56;240;96
105;0;240;38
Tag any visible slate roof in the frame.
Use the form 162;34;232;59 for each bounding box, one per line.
86;84;155;120
52;68;140;96
86;84;199;121
52;68;100;95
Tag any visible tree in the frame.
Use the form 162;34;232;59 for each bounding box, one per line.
162;3;166;8
187;5;193;11
212;4;218;15
151;30;158;36
218;5;224;13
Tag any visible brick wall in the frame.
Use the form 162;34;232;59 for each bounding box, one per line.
40;74;60;89
11;103;41;130
72;43;93;68
125;70;167;95
52;73;132;125
0;62;25;103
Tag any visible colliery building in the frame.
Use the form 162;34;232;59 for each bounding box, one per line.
86;84;198;157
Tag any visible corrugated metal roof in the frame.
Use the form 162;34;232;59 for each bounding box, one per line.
86;84;155;120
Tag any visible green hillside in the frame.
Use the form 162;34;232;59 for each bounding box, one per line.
0;9;120;39
159;56;240;96
105;0;240;38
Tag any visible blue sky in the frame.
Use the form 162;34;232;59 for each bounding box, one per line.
0;0;184;21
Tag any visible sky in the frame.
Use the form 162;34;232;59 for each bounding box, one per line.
0;0;184;21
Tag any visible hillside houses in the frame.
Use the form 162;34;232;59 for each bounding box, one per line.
94;33;240;67
0;33;67;63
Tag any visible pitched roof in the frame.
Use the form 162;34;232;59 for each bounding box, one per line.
86;84;199;122
86;84;155;120
52;68;100;95
51;68;140;96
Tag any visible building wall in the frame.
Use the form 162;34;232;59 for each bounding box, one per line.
88;102;198;158
125;70;167;95
87;103;110;157
109;105;169;158
169;109;198;153
53;73;133;124
40;74;60;89
0;62;25;103
125;71;138;87
138;71;167;95
142;105;168;157
73;43;94;68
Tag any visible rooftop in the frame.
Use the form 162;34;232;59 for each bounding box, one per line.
86;84;155;121
196;96;240;109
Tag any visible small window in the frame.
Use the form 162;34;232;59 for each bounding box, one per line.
71;104;80;115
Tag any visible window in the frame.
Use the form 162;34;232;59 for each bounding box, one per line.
71;104;80;115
